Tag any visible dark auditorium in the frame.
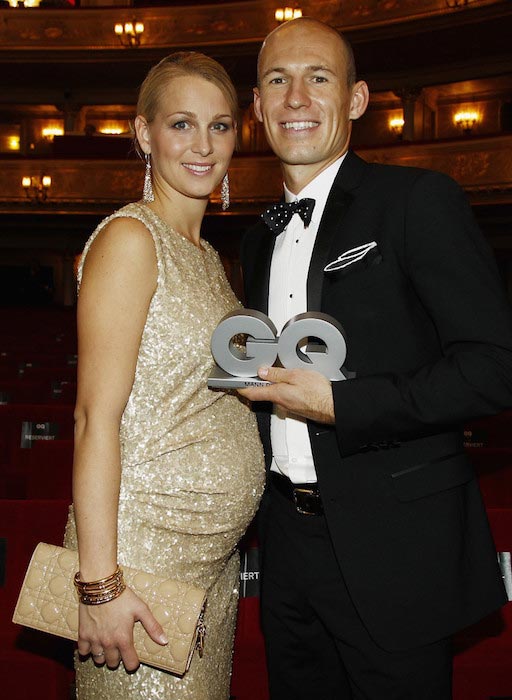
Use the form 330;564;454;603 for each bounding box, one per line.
0;2;511;699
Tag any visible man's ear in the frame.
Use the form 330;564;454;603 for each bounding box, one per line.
349;81;369;121
253;87;263;123
134;115;151;154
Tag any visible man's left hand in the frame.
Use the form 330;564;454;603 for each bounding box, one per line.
238;366;335;424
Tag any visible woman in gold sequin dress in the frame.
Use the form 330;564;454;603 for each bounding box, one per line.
63;52;265;699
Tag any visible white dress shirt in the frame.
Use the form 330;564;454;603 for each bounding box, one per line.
268;155;347;484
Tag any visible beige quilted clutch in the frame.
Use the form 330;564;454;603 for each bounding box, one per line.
12;542;206;676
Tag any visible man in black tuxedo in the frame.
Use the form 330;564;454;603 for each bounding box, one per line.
239;17;512;700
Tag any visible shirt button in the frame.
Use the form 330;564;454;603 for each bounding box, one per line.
289;293;293;298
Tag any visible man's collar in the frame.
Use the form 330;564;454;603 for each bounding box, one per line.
283;154;348;214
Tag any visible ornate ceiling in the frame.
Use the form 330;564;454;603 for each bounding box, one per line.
0;0;510;106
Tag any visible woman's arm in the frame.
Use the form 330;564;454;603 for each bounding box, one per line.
73;216;167;670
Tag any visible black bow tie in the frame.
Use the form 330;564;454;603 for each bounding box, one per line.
261;198;316;234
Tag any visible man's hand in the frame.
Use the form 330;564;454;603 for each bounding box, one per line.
238;366;335;424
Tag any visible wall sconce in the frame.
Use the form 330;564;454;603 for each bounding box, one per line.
97;121;128;135
41;126;64;141
275;7;302;22
454;110;479;134
445;0;469;7
114;21;144;47
22;175;52;203
388;116;405;138
7;0;43;5
7;135;20;151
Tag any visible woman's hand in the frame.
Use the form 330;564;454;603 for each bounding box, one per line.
77;586;168;671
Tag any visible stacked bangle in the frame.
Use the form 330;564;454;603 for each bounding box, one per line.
74;565;126;605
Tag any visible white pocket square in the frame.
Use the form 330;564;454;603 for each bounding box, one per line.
324;241;378;273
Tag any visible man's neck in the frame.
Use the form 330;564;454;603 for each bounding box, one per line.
282;151;348;195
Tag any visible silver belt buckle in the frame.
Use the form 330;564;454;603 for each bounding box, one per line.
292;487;322;516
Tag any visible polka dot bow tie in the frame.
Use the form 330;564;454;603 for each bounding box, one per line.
261;198;316;234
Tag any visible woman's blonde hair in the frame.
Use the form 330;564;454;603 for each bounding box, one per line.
137;51;238;125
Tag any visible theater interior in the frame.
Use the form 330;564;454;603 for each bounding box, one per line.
0;1;511;698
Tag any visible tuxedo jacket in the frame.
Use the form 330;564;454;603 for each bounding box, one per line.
241;150;512;652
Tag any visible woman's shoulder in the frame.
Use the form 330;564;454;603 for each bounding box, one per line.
88;205;156;256
98;201;154;235
77;203;160;288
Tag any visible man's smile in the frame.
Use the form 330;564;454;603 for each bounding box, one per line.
281;120;319;131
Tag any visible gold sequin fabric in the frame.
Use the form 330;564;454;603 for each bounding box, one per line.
64;202;265;700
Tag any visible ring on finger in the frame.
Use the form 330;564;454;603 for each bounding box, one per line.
92;650;105;658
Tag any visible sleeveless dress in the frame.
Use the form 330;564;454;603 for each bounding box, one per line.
64;202;265;700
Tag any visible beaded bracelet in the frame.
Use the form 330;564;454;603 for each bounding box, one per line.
73;565;126;605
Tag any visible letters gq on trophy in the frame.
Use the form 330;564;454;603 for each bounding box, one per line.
208;310;352;389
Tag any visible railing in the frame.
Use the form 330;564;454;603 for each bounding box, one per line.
0;0;506;52
1;134;511;215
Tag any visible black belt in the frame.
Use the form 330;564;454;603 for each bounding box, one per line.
270;471;323;516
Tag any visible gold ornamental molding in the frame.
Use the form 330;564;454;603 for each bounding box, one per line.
0;159;145;214
0;156;284;215
0;135;511;216
363;134;512;205
0;0;507;53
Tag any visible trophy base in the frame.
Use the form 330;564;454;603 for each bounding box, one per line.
207;366;270;389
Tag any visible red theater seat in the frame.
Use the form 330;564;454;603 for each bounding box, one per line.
465;410;512;449
0;648;73;700
231;596;269;700
50;380;77;405
487;508;512;553
25;439;74;500
0;499;74;700
454;604;512;700
0;499;70;645
0;447;74;500
467;447;512;509
231;530;269;700
453;506;512;700
0;404;74;471
18;366;77;386
0;379;55;405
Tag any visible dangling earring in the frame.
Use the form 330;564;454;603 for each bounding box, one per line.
221;172;230;211
142;153;154;203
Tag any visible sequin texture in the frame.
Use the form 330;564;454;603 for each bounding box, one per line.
64;202;265;699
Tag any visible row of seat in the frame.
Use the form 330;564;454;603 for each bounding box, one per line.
0;307;78;418
0;309;78;697
1;380;77;407
1;307;511;699
464;405;512;690
0;440;73;500
0;306;77;332
0;403;74;465
0;499;75;700
0;499;510;700
2;405;512;512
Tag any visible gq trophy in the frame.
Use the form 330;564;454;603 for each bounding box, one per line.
208;309;351;389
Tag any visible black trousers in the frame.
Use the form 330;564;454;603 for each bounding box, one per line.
260;484;453;700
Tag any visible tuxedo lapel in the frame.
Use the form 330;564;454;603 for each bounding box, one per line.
307;151;368;311
248;221;276;315
308;189;353;312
